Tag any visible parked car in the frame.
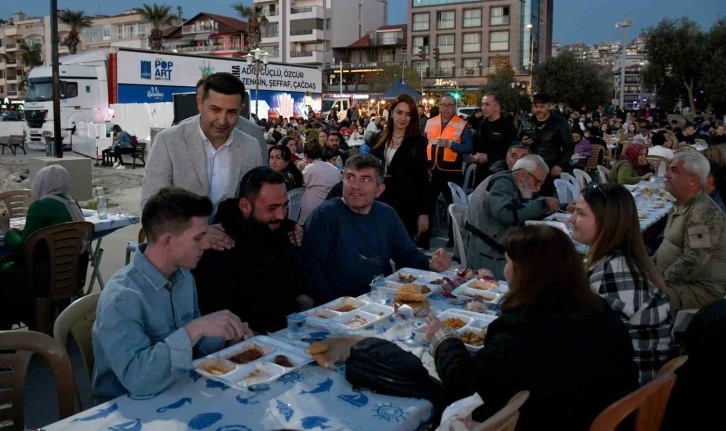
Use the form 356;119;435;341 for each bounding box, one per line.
456;106;478;119
1;112;23;121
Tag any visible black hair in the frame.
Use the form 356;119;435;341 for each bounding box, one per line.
142;187;213;243
322;149;339;162
484;92;500;104
196;78;205;89
269;143;292;162
659;120;669;128
571;127;584;137
344;153;384;185
532;93;552;104
238;166;286;202
429;106;439;118
304;139;323;160
111;125;122;133
202;72;246;100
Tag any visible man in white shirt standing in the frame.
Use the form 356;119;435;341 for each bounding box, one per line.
141;73;263;251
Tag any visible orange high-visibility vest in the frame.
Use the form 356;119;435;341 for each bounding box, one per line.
425;115;466;172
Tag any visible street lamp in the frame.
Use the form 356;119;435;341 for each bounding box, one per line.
244;48;270;118
615;15;632;110
527;23;535;94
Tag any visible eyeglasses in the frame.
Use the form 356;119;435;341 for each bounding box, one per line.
527;171;545;187
440;103;455;108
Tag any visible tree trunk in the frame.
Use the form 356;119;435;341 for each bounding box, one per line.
684;77;696;116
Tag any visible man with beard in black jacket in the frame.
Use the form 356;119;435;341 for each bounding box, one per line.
518;93;574;196
193;167;312;333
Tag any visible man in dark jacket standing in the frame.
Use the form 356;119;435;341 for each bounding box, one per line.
471;93;518;187
193;167;311;333
518;94;574;196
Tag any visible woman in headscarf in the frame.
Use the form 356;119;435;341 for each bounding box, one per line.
609;143;655;185
0;165;85;329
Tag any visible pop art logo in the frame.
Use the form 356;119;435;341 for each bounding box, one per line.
153;58;173;81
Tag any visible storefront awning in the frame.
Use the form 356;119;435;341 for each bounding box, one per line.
194;32;213;41
180;34;196;41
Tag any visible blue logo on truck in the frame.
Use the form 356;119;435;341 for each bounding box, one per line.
140;61;152;79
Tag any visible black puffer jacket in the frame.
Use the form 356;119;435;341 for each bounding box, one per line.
518;111;574;168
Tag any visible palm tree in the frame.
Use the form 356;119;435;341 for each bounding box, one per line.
20;43;44;72
232;3;269;50
58;10;93;54
139;3;176;51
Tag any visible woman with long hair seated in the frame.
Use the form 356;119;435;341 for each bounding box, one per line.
269;143;303;191
426;225;637;430
610;143;654;185
569;183;675;384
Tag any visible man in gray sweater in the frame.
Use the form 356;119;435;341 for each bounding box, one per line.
464;154;558;278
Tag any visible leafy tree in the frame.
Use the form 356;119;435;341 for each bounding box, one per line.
369;64;422;94
479;57;531;115
139;3;176;51
487;56;515;82
641;17;705;115
19;42;43;71
532;51;611;110
704;18;726;115
232;3;269;50
58;10;92;54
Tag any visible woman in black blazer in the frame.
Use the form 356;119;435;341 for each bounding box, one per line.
371;94;431;239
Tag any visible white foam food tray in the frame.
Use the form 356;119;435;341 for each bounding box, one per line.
304;296;394;332
385;268;446;288
192;335;313;390
414;309;497;353
451;282;503;304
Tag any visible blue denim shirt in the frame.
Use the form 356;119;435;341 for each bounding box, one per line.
91;244;222;402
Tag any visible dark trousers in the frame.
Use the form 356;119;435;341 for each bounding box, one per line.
101;149;115;165
420;169;463;245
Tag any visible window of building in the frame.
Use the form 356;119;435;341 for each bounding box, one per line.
463;58;480;69
437;59;455;76
413;60;428;75
463;33;481;53
412;36;429;55
463;9;481;28
0;86;4;94
0;70;4;79
263;22;279;38
437;11;455;30
490;7;510;26
413;13;429;31
379;32;399;45
490;31;509;52
437;34;454;54
326;19;331;30
380;49;395;62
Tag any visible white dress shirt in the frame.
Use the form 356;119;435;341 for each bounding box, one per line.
199;120;233;208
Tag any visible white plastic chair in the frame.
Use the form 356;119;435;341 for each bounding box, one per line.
448;204;468;268
573;168;592;190
554;179;571;204
462;163;477;193
560;172;580;195
287;187;305;223
566;181;580;203
448;182;468;206
597;165;610;184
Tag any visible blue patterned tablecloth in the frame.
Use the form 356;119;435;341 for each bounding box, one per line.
0;210;139;254
42;289;490;431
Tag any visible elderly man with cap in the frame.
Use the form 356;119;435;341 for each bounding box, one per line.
518;93;574;196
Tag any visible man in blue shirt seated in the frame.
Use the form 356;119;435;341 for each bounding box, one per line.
302;154;452;304
92;187;253;403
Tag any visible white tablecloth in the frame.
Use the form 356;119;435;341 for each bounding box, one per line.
0;210;139;255
43;288;490;431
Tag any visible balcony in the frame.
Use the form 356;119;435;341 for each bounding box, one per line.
288;50;324;64
370;33;405;47
182;22;219;34
289;29;324;42
290;6;324;20
5;43;18;52
260;10;280;21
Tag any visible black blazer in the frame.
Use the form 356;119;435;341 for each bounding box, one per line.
371;133;431;218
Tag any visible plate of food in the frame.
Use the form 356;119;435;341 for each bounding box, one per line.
375;281;442;299
192;336;314;391
332;310;380;331
394;283;432;317
385;268;445;287
451;284;502;304
323;297;369;313
413;309;496;352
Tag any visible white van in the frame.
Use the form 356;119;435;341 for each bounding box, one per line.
322;98;350;122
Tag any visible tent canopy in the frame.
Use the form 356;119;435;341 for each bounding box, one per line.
382;79;423;101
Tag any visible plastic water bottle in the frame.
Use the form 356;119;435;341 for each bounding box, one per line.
97;195;107;219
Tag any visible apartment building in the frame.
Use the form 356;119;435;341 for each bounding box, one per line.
163;12;248;57
408;0;552;105
0;12;72;101
252;0;386;65
82;8;183;51
613;54;652;107
323;24;408;97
